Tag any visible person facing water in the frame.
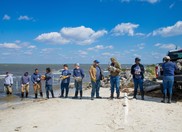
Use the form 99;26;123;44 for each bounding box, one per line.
31;69;43;99
4;72;13;95
131;57;145;100
72;63;85;99
108;57;121;99
161;56;177;103
89;60;104;100
44;67;54;99
60;64;71;98
21;72;30;98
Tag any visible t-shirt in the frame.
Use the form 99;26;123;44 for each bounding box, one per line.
162;61;177;76
45;72;53;85
134;65;142;79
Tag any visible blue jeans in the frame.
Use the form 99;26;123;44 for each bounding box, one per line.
91;80;100;97
133;78;144;94
45;85;53;91
163;76;174;95
61;82;69;93
75;80;82;91
110;76;120;94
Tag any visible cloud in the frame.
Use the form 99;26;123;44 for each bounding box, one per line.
78;50;88;55
121;0;159;4
137;43;145;49
169;2;175;9
35;26;107;45
102;52;114;56
152;21;182;37
87;45;113;51
18;15;33;21
111;23;139;36
154;43;176;50
0;43;21;49
2;14;11;20
24;51;32;55
27;45;36;49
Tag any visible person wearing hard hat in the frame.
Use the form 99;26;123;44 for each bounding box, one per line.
161;56;177;103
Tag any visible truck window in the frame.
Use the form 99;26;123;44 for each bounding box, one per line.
168;50;182;61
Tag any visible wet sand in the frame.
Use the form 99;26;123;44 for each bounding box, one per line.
0;88;182;132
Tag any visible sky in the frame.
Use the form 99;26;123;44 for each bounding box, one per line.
0;0;182;64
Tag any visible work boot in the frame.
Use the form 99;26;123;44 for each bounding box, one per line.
116;92;120;99
21;92;24;98
51;90;55;98
26;92;28;98
80;90;83;99
161;94;166;103
141;91;144;100
60;90;64;98
72;91;78;99
35;93;38;99
110;93;114;99
168;94;172;104
46;91;49;99
40;92;43;98
133;90;137;99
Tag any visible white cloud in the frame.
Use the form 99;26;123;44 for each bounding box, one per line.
111;23;139;36
133;54;141;58
35;26;107;45
27;45;36;49
24;51;32;55
18;15;33;21
152;21;182;37
0;43;21;49
102;52;114;56
87;45;113;51
154;43;176;50
137;43;145;49
121;0;159;4
3;14;10;20
78;50;88;55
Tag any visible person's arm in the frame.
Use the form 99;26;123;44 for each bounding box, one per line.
73;69;76;77
115;63;121;73
131;65;134;75
10;76;13;85
140;64;145;74
31;75;36;84
89;66;96;82
81;69;85;78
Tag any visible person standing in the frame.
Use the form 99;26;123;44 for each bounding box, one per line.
31;69;43;99
60;64;71;98
108;58;121;99
4;72;13;95
161;56;177;103
72;63;85;99
21;72;30;98
89;60;103;100
131;57;145;100
45;68;54;99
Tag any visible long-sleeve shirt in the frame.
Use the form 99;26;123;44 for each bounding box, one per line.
31;73;41;84
131;64;145;79
45;72;53;85
162;61;177;76
4;75;13;85
21;76;30;84
73;68;85;78
61;70;71;83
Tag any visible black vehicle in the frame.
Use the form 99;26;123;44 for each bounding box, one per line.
155;49;182;89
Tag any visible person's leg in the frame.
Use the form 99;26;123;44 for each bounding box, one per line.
139;79;144;100
91;81;96;100
110;76;115;99
8;86;12;94
45;85;49;99
25;84;29;98
21;85;25;98
115;76;120;98
33;84;38;98
38;83;43;97
60;83;64;97
4;86;9;94
96;80;101;98
162;77;168;103
65;83;69;98
167;76;174;103
133;78;139;99
49;85;54;98
79;81;83;99
73;81;78;98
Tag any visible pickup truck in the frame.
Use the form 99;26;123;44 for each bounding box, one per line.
155;49;182;89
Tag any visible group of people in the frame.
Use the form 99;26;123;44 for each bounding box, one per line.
3;56;177;103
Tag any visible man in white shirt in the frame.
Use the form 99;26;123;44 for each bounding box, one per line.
4;72;13;95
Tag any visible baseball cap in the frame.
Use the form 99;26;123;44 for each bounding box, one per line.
135;57;141;61
165;56;170;60
94;60;100;63
75;63;80;66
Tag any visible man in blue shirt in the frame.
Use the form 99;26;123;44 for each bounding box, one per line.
45;67;54;99
72;63;85;99
21;72;30;98
161;56;177;103
60;64;71;98
31;69;43;99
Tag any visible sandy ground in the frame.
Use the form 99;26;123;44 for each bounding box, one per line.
0;88;182;132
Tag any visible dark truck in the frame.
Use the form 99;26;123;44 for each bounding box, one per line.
155;49;182;89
